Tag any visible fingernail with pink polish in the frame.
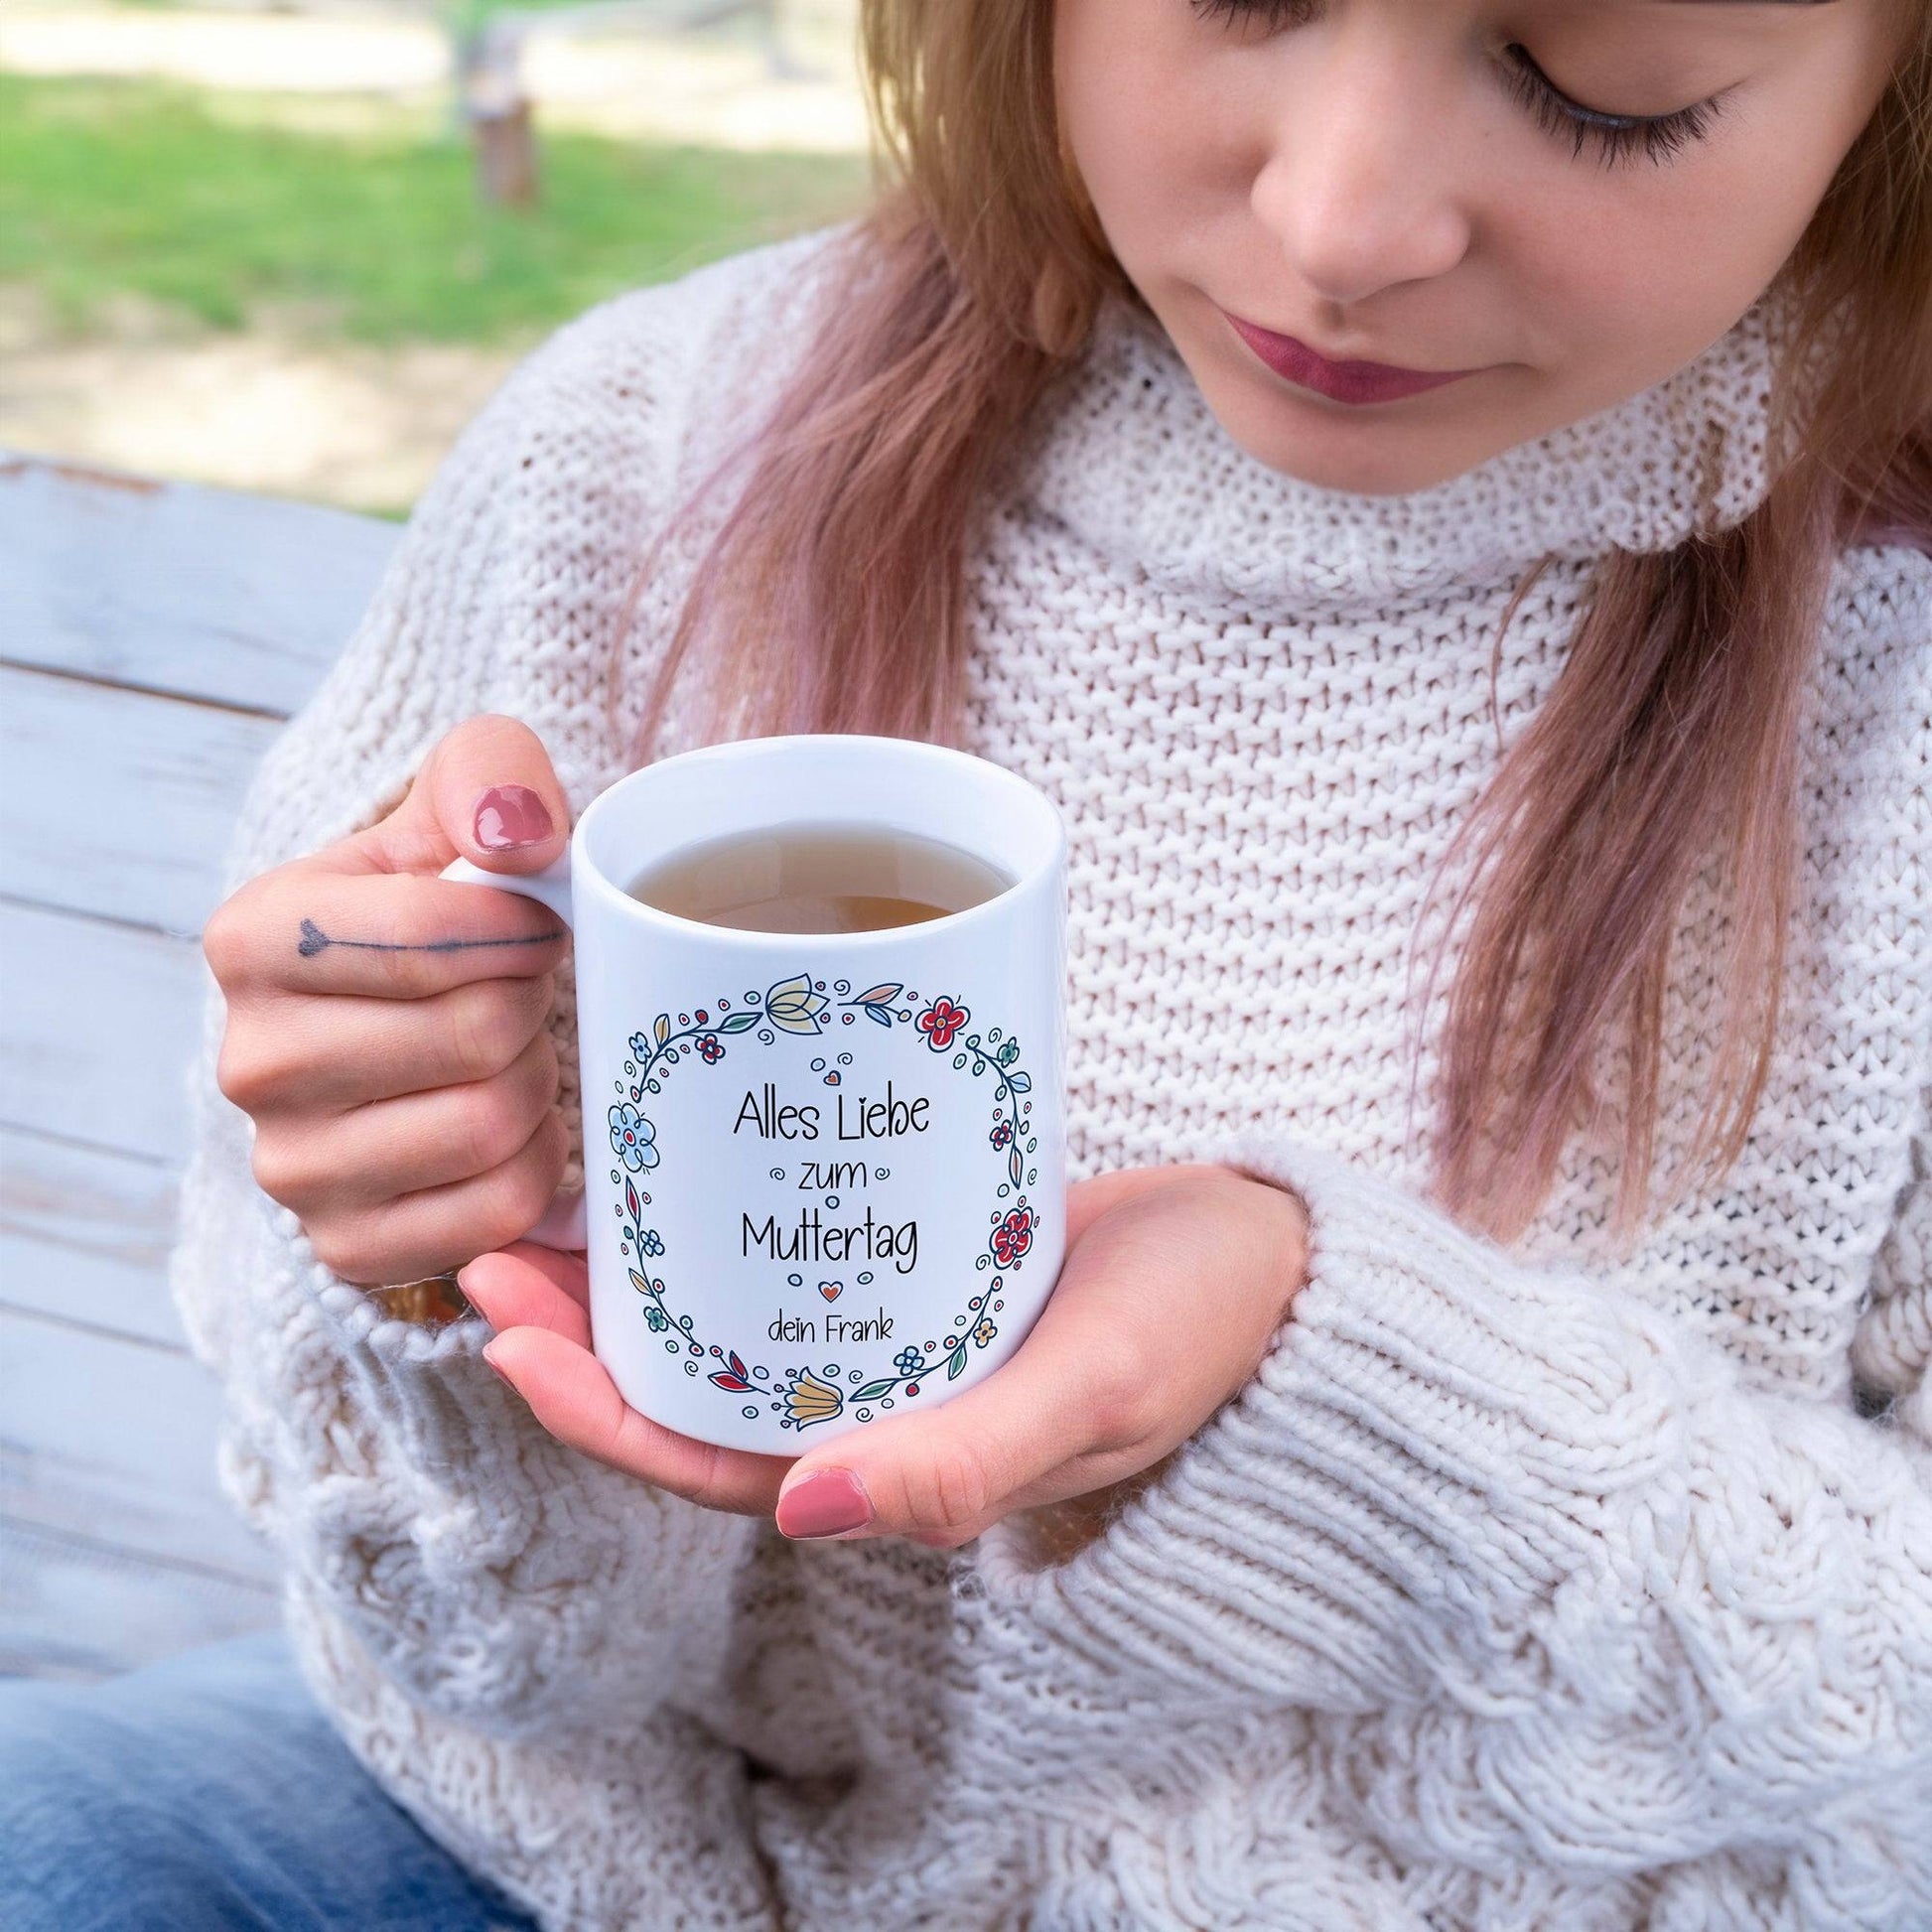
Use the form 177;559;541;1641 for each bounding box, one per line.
776;1469;873;1540
474;784;554;852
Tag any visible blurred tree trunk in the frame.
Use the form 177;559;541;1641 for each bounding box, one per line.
456;15;539;207
471;90;538;207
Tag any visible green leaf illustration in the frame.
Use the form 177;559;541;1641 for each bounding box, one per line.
719;1010;759;1033
853;1379;897;1401
947;1345;968;1380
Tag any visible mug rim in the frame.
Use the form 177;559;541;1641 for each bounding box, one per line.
571;733;1067;950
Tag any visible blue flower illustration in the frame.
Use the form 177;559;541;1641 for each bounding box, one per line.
640;1228;665;1257
894;1346;926;1377
609;1103;659;1173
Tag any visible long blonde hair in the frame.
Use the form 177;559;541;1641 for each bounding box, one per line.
637;0;1932;1243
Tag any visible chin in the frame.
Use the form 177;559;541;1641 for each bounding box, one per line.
1162;307;1524;495
1215;400;1486;496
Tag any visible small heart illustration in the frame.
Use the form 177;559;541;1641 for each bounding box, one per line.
819;1281;843;1303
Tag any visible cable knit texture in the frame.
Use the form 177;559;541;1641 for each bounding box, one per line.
170;226;1932;1932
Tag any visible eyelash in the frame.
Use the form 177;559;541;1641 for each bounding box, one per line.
1188;0;1725;170
1498;45;1721;168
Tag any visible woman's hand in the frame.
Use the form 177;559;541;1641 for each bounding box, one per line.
462;1162;1310;1551
203;716;576;1286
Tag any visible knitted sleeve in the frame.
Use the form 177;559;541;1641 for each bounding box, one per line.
966;1113;1932;1910
1854;1113;1931;1439
167;288;761;1742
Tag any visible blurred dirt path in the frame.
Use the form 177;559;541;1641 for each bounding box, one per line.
0;294;516;513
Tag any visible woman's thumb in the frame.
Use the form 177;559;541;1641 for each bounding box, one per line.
403;714;571;875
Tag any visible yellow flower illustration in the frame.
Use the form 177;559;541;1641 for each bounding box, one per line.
781;1371;845;1428
763;974;830;1035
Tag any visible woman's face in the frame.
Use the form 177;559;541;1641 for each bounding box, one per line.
1054;0;1907;492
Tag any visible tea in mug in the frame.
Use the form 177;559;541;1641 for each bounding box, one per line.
626;822;1013;934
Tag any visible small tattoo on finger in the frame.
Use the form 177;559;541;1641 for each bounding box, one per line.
297;917;561;959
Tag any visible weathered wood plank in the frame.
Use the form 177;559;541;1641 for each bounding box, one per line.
0;1520;277;1683
0;1126;186;1350
0;452;396;716
0;902;207;1163
1;665;282;937
0;456;390;1678
0;1310;274;1585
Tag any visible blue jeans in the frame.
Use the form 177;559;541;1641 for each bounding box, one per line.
0;1631;541;1931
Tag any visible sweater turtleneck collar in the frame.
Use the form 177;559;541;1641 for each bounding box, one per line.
1016;284;1795;614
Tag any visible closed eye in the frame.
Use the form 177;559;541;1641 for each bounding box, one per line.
1188;0;1730;170
1500;43;1727;169
1191;0;1322;21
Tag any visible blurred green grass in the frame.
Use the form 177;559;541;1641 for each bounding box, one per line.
0;72;871;344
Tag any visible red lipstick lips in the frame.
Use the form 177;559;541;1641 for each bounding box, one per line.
1223;311;1479;406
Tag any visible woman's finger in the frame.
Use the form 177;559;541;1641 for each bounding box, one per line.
459;1243;592;1347
361;712;573;881
772;1217;1159;1544
773;1167;1298;1546
256;1031;559;1209
309;1108;570;1283
491;1239;592;1304
207;863;569;1004
483;1324;793;1516
1064;1164;1196;1248
223;971;557;1113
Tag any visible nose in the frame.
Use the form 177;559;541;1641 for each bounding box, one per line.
1249;27;1472;309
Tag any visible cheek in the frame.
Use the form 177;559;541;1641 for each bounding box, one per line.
1498;125;1829;399
1056;0;1251;277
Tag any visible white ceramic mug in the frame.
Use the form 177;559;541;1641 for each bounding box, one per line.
442;734;1068;1452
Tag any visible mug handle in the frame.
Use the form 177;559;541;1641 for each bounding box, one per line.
439;852;574;927
439;852;588;1252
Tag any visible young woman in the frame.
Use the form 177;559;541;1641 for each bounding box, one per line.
6;1;1928;1926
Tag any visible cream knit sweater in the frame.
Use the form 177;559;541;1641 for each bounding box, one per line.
172;228;1932;1931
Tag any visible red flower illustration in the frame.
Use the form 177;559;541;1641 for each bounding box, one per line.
696;1034;725;1063
989;1119;1014;1149
990;1206;1034;1267
916;996;969;1051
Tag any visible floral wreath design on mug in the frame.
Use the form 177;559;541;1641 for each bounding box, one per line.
606;973;1043;1432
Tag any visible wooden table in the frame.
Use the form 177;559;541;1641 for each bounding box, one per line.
0;453;398;1680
